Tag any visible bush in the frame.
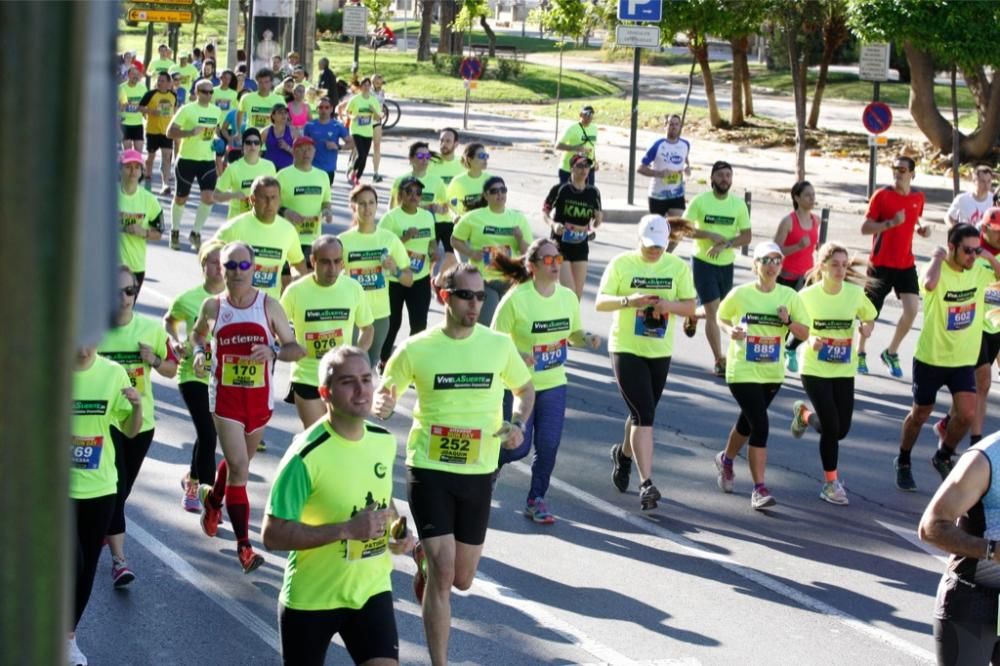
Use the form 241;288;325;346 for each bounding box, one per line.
492;56;523;82
432;53;463;76
316;10;343;35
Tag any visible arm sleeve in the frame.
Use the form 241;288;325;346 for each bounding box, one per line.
597;258;621;296
390;237;410;269
452;214;473;242
865;189;884;221
265;454;312;521
677;263;697;300
287;231;305;264
718;292;738;322
858;291;878;321
381;345;413;398
640;139;661;166
355;284;375;327
139;90;155;106
737;201;751;231
491;292;515;333
111;366;135;423
946;195;962;220
500;336;532;390
570;293;583;333
518;214;534;242
543;184;560;213
789;292;811;328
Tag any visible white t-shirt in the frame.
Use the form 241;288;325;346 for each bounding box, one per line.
946;191;993;226
640;137;690;200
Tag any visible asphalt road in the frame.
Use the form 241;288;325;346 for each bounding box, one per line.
76;123;986;665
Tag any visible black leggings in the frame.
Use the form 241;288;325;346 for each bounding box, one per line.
108;427;155;536
611;352;671;427
74;494;116;628
351;134;372;177
180;381;218;483
382;276;432;362
279;591;398;665
729;382;782;448
801;375;855;472
934;617;1000;665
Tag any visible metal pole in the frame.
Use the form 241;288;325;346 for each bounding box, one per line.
463;83;470;129
553;42;563;145
227;0;239;69
951;64;961;196
143;22;154;87
627;46;641;206
742;191;752;255
402;1;408;53
819;207;830;245
353;35;360;73
867;81;880;199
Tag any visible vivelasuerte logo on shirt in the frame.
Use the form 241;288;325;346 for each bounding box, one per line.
811;319;853;331
294;186;323;196
631;277;673;289
305;308;350;322
433;373;493;390
252;246;283;260
743;313;784;327
943;288;977;303
532;319;570;333
73;401;108;415
483;226;515;236
349;249;385;262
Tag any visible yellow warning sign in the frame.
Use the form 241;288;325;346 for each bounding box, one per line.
127;7;194;23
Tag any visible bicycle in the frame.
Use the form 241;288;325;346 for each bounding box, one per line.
381;98;401;130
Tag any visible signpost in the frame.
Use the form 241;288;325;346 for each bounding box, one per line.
615;25;660;48
343;4;368;72
131;0;193;4
127;8;193;23
460;57;483;130
859;43;891;198
862;101;892;135
617;0;663;22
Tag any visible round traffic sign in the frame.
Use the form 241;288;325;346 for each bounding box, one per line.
459;57;482;81
862;102;893;135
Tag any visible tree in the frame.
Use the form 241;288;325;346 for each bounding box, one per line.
438;0;459;55
417;0;435;61
531;0;589;142
807;0;849;129
456;0;494;56
717;1;767;126
190;0;227;52
847;0;1000;161
774;0;823;180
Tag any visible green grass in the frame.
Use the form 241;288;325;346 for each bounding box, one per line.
533;98;707;131
386;20;597;54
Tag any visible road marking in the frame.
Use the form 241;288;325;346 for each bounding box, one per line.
127;521;281;654
140;285;172;306
875;519;949;565
392;401;935;664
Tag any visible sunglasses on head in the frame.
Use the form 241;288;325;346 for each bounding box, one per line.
121;286;139;297
487;186;507;195
414;152;432;160
476;151;489;160
960;245;984;256
224;260;254;271
538;254;564;266
758;256;783;266
447;288;487;301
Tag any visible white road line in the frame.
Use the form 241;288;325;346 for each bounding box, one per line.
139;285;172;306
390;401;934;664
127;521;281;654
875;519;950;565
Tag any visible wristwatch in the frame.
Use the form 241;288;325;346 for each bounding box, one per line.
620;296;630;307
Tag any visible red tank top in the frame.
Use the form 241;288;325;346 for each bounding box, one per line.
781;211;819;279
211;291;275;406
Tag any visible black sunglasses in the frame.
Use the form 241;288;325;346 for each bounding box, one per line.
121;286;139;297
960;245;984;256
224;260;253;271
447;289;487;302
487;187;507;195
243;139;261;146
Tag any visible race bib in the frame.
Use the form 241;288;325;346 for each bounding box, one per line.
126;366;147;394
533;340;567;371
429;425;481;465
561;226;589;244
295;216;320;237
306;329;343;359
252;264;279;289
70;436;104;470
746;336;781;362
985;287;1000;307
408;251;426;273
357;115;372;126
818;337;852;363
345;533;388;561
947;303;976;331
252;114;268;128
158;101;173;115
126;103;139;113
634;309;667;338
199;126;215;141
661;171;682;184
482;245;509;266
216;100;230;110
349;266;385;290
221;355;265;388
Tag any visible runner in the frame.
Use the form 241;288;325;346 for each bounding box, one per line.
556;105;598;185
638;113;691;249
146;43;175;78
389;142;448;219
262;346;414;666
189;241;305;573
426;128;465;188
170;55;199;95
596;215;696;510
262;103;295;171
213;128;277;219
857;155;932;377
789;242;877;505
212;69;239;175
68;346;142;666
370;74;387;182
451;176;533;324
714;242;810;509
379;262;535;665
119;66;147;153
237;68;285;132
774;180;819;372
345;78;382;185
138;72;177;194
543;154;602;299
683;161;753;377
339;184;413;368
442;142;491;279
117;149;163;292
895;224;1000;491
917;431;1000;665
97;266;178;586
166;79;223;252
165;240;226;513
280;235;375;429
493;239;602;522
378;176;438;365
213;175;307;300
277;135;333;264
287;84;311;138
302;96;351;186
946;164;995;227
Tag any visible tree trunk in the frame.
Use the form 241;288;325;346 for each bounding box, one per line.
904;42;1000;160
417;0;434;62
192;10;201;53
729;36;748;126
807;57;830;129
480;15;496;57
786;30;807;180
807;10;848;129
438;0;454;55
961;64;992;128
741;53;753;116
689;35;722;128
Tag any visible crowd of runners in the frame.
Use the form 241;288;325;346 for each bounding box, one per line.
66;47;1000;666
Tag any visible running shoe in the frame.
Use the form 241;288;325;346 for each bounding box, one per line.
144;179;152;192
894;456;917;492
931;451;955;481
790;400;810;439
188;231;202;252
159;184;172;195
934;415;951;443
524;498;555;525
856;352;869;375
713;358;726;378
610;443;631;492
785;348;799;373
412;541;427;604
111;558;135;588
819;480;849;505
67;636;88;666
373;173;383;183
181;474;201;513
880;349;903;378
683;316;697;338
751;486;776;510
169;229;181;250
199;485;221;537
237;544;264;574
639;482;661;511
714;451;734;493
257;440;267;452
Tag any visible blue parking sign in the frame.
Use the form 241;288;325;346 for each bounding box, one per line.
618;0;663;22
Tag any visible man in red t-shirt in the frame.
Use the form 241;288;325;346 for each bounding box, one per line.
857;156;931;378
